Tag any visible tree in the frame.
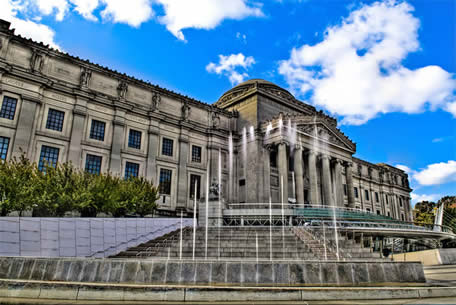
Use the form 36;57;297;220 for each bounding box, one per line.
413;201;436;226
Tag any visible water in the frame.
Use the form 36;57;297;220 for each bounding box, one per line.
256;233;259;263
205;159;210;260
192;181;197;260
281;175;285;259
269;195;273;261
292;171;296;203
228;132;233;203
218;148;222;259
179;210;183;260
323;223;327;260
332;206;340;260
249;125;255;142
242;127;247;177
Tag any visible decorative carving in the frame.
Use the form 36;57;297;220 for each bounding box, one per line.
357;164;362;176
117;81;128;100
211;111;220;129
80;67;91;88
181;101;191;121
209;179;222;200
30;50;44;73
151;92;161;112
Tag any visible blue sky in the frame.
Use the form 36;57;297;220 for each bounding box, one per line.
1;0;455;205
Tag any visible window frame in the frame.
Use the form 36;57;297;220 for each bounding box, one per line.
45;108;65;132
189;174;201;199
38;145;60;172
161;137;174;157
191;145;202;163
0;136;10;160
364;189;369;201
125;161;140;179
159;168;172;195
128;129;142;150
85;154;102;174
89;119;106;142
0;96;18;120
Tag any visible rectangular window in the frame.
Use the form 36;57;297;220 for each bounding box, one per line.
128;129;141;149
191;145;202;163
354;187;358;198
270;151;277;168
89;120;106;141
190;174;201;199
385;195;389;204
365;189;369;201
343;184;347;196
375;192;379;202
399;197;403;207
85;154;102;174
0;96;17;120
45;108;65;132
159;168;172;195
377;210;381;215
38;145;59;171
0;136;9;160
125;161;139;179
162;138;173;156
239;179;246;186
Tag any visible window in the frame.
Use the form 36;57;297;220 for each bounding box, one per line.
190;174;201;199
387;212;391;217
270;150;277;168
0;136;9;160
162;138;173;156
399;197;403;207
159;168;172;195
401;214;404;221
85;154;102;174
0;96;17;120
343;184;347;196
239;179;246;186
222;152;227;169
128;129;141;149
89;120;105;141
364;189;369;201
375;192;379;202
377;210;381;215
354;187;358;198
45;108;65;132
385;195;389;204
38;145;59;171
125;162;139;179
191;145;202;163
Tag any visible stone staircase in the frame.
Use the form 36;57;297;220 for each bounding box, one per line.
113;226;384;261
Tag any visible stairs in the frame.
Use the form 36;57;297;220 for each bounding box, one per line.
113;226;386;261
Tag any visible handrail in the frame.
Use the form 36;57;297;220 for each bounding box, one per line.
89;223;180;257
137;226;192;257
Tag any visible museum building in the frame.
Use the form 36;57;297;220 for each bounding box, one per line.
0;20;412;220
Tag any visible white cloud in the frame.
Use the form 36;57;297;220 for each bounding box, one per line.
0;0;60;49
278;0;456;125
446;101;456;117
69;0;99;21
206;53;256;85
413;160;456;186
411;192;440;204
236;32;247;44
33;0;69;21
156;0;263;41
100;0;153;27
395;164;414;175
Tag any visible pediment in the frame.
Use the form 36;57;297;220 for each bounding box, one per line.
296;121;356;152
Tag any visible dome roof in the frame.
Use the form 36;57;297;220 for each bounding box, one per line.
216;79;295;105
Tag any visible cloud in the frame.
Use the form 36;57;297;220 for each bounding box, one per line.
0;1;61;49
100;0;153;27
278;0;456;125
413;160;456;186
69;0;99;21
206;53;256;85
33;0;69;21
236;32;247;44
156;0;263;41
395;164;414;175
411;192;440;204
446;101;456;117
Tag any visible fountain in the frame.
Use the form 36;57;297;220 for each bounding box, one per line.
192;182;197;260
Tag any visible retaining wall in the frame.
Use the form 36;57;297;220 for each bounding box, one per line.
393;248;456;266
0;217;193;258
0;257;426;286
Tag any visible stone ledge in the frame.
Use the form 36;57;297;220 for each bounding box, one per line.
0;279;456;302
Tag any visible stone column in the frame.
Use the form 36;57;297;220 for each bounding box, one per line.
321;154;333;206
308;151;318;205
334;159;344;207
12;98;40;159
263;145;271;202
294;146;304;204
345;162;355;208
278;142;288;204
146;123;159;184
109;109;125;175
177;132;189;207
68;99;87;167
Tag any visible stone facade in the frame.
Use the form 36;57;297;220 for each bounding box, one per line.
0;20;412;220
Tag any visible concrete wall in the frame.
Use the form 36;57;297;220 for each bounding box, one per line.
393;248;456;266
0;217;193;258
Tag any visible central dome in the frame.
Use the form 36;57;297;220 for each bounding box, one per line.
216;79;295;106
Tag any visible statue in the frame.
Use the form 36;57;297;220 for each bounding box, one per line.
151;92;160;112
209;179;222;201
211;111;220;129
181;102;191;121
30;50;43;73
117;81;128;100
80;67;91;88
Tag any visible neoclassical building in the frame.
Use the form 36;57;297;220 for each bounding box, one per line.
0;20;412;220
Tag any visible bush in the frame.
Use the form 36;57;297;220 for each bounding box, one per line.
0;155;160;217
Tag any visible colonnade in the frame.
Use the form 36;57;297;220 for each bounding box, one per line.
275;142;355;207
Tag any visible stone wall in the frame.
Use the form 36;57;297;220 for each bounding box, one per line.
0;257;425;285
0;217;193;258
393;248;456;266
